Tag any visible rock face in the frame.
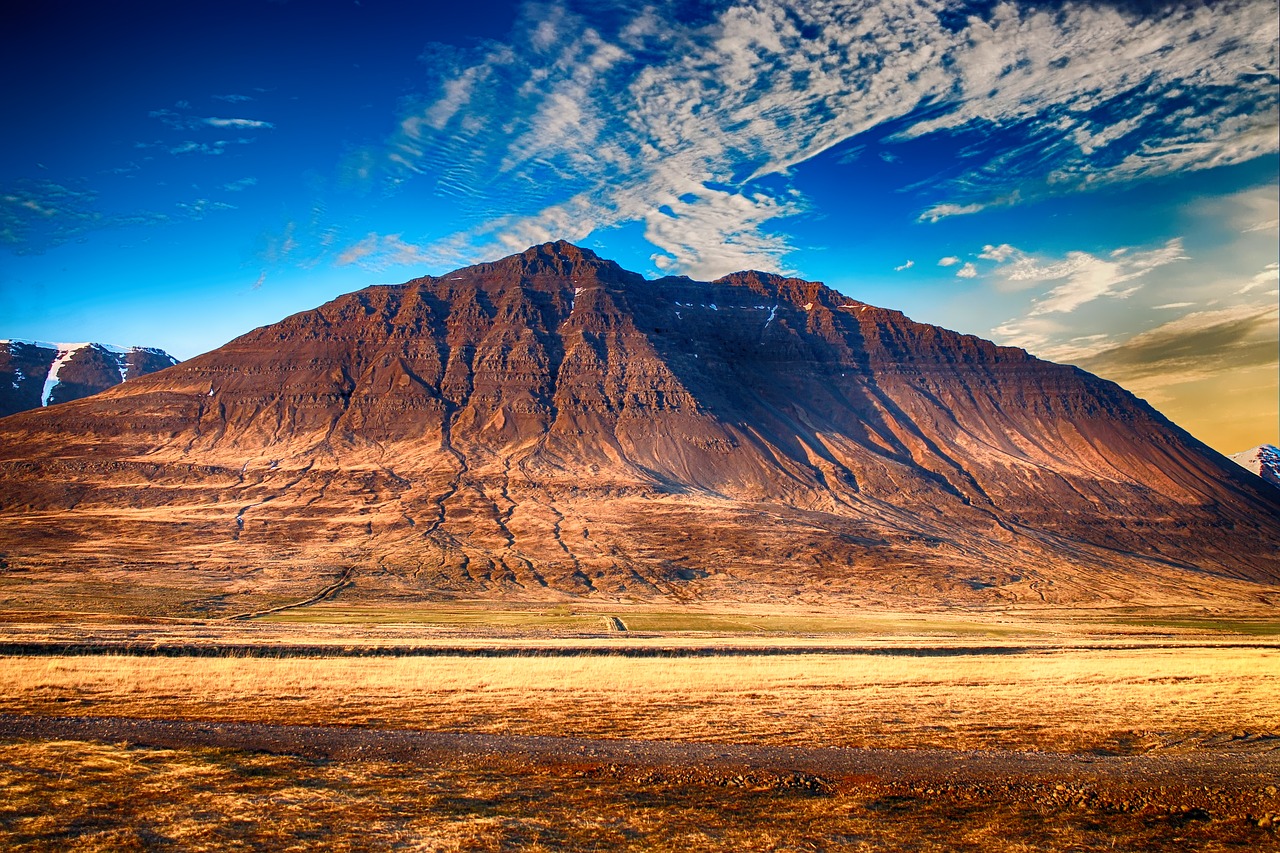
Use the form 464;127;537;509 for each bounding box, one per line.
0;340;178;418
1230;445;1280;488
0;241;1277;608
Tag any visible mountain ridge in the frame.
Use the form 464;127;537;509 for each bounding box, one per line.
0;241;1275;612
0;339;178;418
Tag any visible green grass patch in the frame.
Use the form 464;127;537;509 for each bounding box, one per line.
258;605;602;628
1108;617;1280;636
620;612;1023;635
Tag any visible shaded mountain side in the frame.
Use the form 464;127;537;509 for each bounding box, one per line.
0;242;1276;608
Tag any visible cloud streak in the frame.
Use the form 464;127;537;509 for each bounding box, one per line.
1077;304;1279;389
364;0;1277;276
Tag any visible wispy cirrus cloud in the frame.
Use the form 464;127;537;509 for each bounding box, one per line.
360;0;1277;276
176;198;237;219
149;107;275;133
1013;239;1189;315
336;231;469;272
0;177;250;253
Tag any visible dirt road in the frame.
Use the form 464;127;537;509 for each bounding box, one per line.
2;714;1276;814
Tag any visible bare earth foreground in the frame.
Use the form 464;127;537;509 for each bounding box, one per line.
0;606;1276;851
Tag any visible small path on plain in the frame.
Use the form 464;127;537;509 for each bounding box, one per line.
603;616;627;633
223;567;355;621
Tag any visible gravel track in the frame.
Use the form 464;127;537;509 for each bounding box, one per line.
2;713;1276;810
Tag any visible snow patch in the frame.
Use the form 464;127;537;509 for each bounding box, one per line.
764;305;778;328
2;338;59;352
41;343;92;406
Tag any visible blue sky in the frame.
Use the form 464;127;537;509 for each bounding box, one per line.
2;0;1277;452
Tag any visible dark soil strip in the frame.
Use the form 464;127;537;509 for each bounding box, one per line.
0;640;1275;658
1;714;1277;812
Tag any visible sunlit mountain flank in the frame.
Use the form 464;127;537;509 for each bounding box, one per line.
3;0;1277;452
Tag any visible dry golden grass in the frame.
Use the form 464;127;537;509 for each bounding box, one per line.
5;647;1277;753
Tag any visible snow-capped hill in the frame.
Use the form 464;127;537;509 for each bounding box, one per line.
1;339;179;418
1229;444;1280;487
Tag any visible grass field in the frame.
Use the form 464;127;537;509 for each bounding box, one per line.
5;645;1277;753
3;604;1278;850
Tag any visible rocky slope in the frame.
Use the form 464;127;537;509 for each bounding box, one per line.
1230;445;1280;488
0;340;178;418
0;242;1276;610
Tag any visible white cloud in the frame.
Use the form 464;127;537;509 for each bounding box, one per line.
983;239;1190;315
956;262;977;279
176;198;236;219
978;244;1018;262
336;232;461;272
894;259;914;271
918;203;985;223
1239;262;1280;294
363;0;1278;276
1154;302;1194;309
0;178;174;252
203;117;274;129
938;256;960;267
223;177;258;192
1244;219;1279;233
150;108;274;132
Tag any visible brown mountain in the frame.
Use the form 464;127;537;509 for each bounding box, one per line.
0;241;1276;611
0;340;178;418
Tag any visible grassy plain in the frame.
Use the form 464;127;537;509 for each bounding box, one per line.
4;646;1278;753
2;605;1278;850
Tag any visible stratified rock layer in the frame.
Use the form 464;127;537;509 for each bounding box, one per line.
0;242;1276;608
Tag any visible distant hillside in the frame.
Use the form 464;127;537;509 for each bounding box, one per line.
0;339;178;418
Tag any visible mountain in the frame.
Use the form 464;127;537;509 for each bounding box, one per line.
1230;445;1280;488
0;242;1276;611
0;339;179;418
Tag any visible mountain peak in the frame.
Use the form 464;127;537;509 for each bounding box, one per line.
1;244;1277;607
1230;444;1280;487
522;240;599;262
